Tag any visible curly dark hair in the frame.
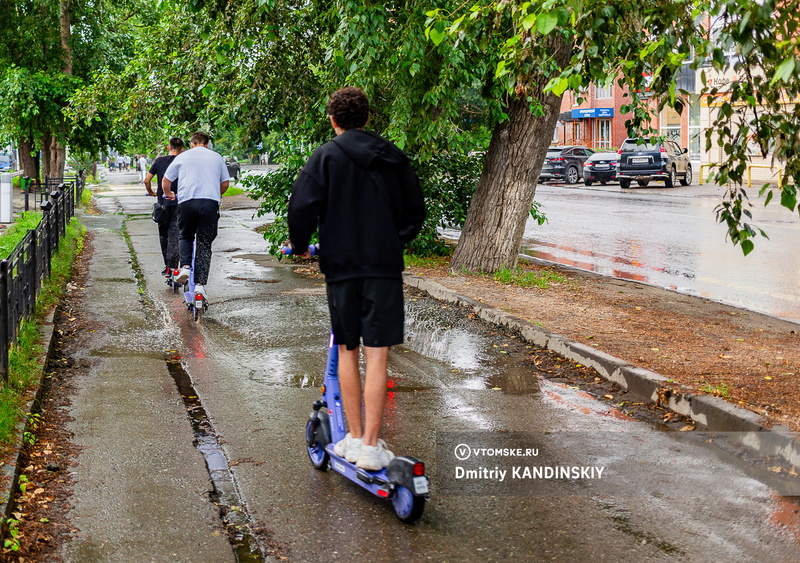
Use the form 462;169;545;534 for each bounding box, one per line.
326;87;369;130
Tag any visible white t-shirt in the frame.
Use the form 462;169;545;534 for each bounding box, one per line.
164;146;230;203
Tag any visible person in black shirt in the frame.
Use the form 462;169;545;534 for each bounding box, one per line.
288;87;425;470
144;137;184;276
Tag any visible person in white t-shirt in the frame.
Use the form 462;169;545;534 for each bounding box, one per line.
137;155;148;182
162;131;230;300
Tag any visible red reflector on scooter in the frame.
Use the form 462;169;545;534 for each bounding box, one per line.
377;488;391;498
413;462;425;476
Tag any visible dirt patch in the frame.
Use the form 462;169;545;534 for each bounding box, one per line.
0;235;94;561
406;259;800;432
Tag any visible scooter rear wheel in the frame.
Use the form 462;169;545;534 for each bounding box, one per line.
305;419;329;470
392;485;425;523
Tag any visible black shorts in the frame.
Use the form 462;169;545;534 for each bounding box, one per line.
326;278;404;350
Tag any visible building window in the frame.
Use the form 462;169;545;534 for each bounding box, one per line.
597;119;612;149
572;121;582;142
594;83;613;99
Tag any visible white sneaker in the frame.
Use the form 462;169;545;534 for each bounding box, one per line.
355;440;395;471
175;265;191;284
333;433;363;463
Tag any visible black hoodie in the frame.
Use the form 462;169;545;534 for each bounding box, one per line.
288;129;426;283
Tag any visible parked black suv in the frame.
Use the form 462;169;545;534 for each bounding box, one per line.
583;151;618;185
616;137;692;189
539;145;594;184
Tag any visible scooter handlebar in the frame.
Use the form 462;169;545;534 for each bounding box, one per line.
281;244;318;256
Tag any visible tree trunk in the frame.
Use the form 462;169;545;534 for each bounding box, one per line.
451;35;571;273
52;138;66;178
60;0;72;75
41;132;52;179
18;139;37;183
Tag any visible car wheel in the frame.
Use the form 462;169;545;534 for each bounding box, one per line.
637;180;650;187
619;179;631;189
566;166;579;184
680;165;692;186
584;179;593;186
665;166;677;188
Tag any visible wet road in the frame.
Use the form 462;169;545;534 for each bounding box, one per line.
90;178;800;561
518;182;800;323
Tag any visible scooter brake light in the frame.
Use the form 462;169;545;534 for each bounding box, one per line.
413;462;425;476
377;487;391;498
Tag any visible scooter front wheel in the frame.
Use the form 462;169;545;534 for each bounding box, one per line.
305;419;329;470
392;485;425;523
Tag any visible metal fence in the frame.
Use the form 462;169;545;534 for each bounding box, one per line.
0;171;85;382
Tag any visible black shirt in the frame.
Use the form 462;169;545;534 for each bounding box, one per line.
148;155;178;206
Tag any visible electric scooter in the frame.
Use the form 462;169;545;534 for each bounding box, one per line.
166;267;181;293
182;242;207;321
283;245;431;523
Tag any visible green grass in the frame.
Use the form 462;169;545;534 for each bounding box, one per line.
493;266;567;289
403;253;452;269
701;382;730;397
222;187;246;197
0;212;44;257
0;218;85;447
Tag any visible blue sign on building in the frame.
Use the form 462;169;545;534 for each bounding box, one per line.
571;108;614;119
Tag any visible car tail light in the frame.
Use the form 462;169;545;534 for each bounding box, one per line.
660;147;667;153
549;157;565;162
617;148;623;154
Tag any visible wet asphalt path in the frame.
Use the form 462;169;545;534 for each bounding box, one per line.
65;173;800;562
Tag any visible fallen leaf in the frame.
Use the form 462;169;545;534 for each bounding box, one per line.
603;394;614;400
679;425;695;432
719;354;732;359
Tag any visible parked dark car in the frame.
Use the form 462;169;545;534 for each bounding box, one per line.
225;156;241;181
583;151;618;185
539;145;594;184
616;137;692;189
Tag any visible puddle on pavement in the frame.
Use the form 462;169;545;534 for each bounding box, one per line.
166;359;265;562
404;297;540;395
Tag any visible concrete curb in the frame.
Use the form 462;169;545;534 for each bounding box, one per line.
403;274;800;470
0;308;58;523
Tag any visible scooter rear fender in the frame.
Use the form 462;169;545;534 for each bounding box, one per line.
386;455;429;496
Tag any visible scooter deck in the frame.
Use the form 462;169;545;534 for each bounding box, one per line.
324;444;391;496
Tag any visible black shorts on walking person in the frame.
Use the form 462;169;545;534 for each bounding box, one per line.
326;278;404;350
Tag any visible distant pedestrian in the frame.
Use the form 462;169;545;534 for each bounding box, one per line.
138;154;148;182
162;132;230;301
144;138;184;277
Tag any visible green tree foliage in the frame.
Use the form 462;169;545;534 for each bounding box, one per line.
72;0;800;261
0;0;138;170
